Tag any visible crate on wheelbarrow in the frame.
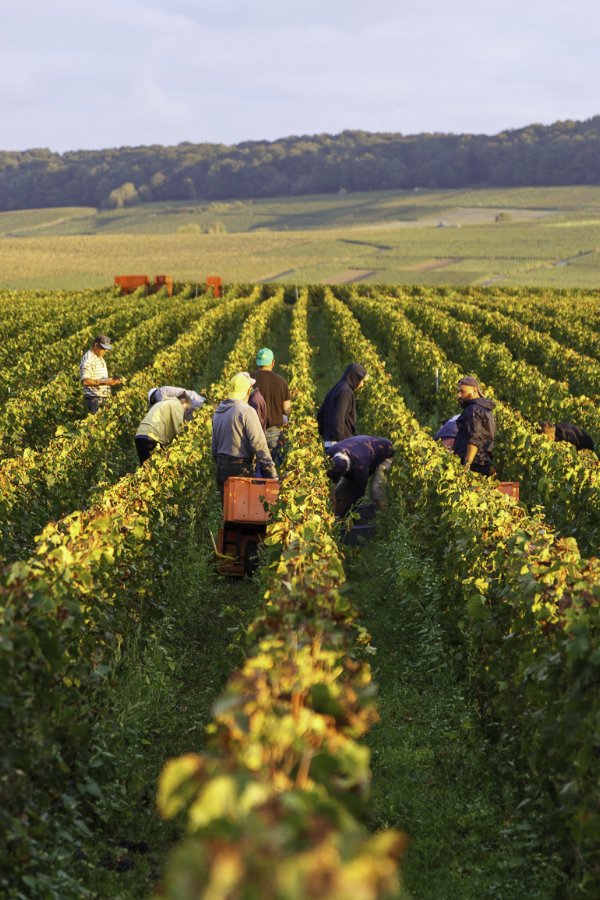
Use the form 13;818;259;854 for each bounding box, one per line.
223;477;279;524
216;477;279;577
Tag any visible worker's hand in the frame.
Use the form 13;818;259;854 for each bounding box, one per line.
108;377;123;386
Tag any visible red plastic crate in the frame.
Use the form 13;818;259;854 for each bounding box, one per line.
223;477;279;524
497;481;519;501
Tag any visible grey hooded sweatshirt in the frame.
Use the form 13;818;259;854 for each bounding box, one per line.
211;399;277;478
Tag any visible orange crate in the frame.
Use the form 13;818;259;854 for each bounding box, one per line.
115;275;150;294
154;275;173;296
498;481;519;501
223;477;279;524
206;276;222;298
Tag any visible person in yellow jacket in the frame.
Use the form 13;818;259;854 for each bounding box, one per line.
135;392;192;465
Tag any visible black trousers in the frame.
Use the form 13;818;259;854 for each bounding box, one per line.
216;455;254;503
135;436;159;465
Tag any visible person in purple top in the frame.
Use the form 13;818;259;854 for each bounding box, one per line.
239;372;267;433
435;414;460;451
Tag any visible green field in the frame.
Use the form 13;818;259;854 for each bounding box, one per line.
1;185;600;289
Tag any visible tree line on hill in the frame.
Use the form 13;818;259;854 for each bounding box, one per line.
1;117;599;211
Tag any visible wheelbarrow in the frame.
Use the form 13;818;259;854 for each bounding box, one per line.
215;476;279;576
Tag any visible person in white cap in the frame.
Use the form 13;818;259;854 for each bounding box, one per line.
80;335;123;413
211;372;277;501
148;385;205;411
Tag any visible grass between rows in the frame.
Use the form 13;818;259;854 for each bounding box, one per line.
346;508;564;898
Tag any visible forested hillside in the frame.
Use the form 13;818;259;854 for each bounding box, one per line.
1;117;599;211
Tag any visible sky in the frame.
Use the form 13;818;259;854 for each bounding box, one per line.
2;0;598;153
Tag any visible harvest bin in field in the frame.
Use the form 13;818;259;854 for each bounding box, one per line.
154;275;173;296
497;481;520;501
217;477;279;576
114;275;150;294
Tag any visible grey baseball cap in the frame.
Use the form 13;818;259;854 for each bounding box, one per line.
94;335;113;350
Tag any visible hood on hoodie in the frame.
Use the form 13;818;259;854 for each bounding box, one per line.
214;398;246;416
341;363;367;391
466;396;496;410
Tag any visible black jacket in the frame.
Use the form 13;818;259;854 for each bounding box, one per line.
317;363;367;442
555;422;595;452
453;397;496;469
326;435;395;483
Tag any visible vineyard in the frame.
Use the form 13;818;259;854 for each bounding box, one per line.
1;282;600;898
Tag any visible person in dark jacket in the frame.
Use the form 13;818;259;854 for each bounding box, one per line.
317;363;368;447
453;376;496;475
326;435;394;517
539;421;595;453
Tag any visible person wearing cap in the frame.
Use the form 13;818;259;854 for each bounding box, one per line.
148;385;205;412
251;348;291;464
80;335;123;413
317;363;368;448
326;435;395;517
454;376;496;475
212;372;277;502
538;421;595;453
135;392;193;465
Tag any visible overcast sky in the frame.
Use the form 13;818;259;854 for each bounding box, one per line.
2;0;598;153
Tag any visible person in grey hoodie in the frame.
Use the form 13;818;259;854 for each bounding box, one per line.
212;372;277;501
453;376;496;476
